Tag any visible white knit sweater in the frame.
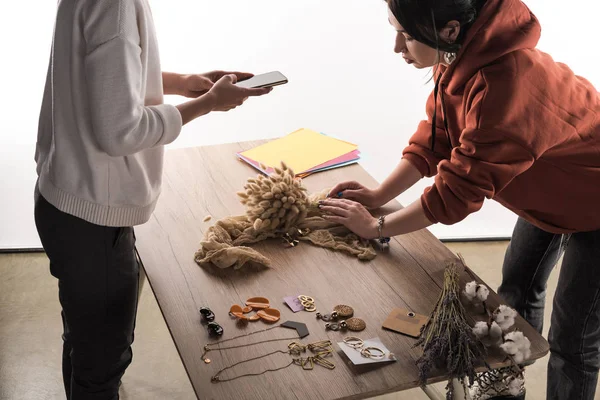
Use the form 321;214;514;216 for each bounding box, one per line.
35;0;182;227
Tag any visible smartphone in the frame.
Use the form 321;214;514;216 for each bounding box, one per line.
235;71;288;89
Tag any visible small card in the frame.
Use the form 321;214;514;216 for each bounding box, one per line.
382;308;428;338
280;321;310;338
337;337;396;365
283;295;304;313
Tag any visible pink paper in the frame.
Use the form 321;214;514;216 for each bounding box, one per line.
304;150;360;173
284;295;304;313
237;150;359;176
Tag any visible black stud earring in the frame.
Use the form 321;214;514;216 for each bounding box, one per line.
199;307;215;323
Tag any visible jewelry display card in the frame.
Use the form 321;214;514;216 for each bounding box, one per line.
337;337;396;365
283;295;304;312
382;308;428;338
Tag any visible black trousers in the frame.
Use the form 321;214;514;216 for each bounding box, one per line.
499;218;600;400
35;195;139;400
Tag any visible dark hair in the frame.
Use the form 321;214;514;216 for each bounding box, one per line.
386;0;485;53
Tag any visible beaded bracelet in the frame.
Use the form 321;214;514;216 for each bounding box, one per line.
377;215;391;248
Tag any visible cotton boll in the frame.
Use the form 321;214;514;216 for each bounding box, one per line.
488;322;504;346
464;281;478;301
512;351;525;364
517;334;531;351
494;305;518;331
472;321;489;338
496;305;518;319
489;322;503;340
504;331;524;344
508;377;523;396
475;285;489;302
522;336;531;352
496;316;515;331
522;347;531;362
505;331;531;352
500;340;519;356
501;331;533;363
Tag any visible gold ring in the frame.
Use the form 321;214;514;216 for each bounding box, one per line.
343;336;364;349
298;295;314;303
360;346;385;359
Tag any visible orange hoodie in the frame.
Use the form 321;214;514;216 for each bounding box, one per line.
402;0;600;234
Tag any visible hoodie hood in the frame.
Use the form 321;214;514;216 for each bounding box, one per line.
403;0;600;235
442;0;542;94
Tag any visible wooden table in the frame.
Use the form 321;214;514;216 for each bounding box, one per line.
135;142;549;400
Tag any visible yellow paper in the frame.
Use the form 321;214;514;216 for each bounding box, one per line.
240;128;357;174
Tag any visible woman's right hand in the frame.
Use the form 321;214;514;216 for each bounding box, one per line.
208;74;271;112
327;181;383;209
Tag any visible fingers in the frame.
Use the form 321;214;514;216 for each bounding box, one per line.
337;189;360;201
220;74;237;84
245;87;273;97
327;184;345;198
232;71;254;80
320;198;358;209
319;205;350;217
322;214;345;225
327;181;360;197
198;75;214;84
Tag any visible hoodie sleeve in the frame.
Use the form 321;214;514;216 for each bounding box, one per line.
402;90;454;177
420;84;536;225
82;0;182;157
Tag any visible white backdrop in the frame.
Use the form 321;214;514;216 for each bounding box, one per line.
1;0;597;249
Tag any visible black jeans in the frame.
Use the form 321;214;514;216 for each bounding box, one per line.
34;195;139;400
498;218;600;400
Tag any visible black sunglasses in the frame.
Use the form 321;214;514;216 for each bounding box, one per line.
199;307;223;337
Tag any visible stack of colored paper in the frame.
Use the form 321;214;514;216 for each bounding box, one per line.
237;128;360;178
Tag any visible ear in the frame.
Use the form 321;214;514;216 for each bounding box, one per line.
440;20;461;44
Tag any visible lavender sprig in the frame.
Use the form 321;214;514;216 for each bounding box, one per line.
415;262;487;398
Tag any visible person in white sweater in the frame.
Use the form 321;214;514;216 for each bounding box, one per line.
34;1;271;398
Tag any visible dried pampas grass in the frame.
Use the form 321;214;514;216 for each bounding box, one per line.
194;162;376;269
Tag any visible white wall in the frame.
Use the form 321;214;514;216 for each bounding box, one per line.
1;0;597;249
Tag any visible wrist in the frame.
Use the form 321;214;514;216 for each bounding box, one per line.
374;215;391;245
201;91;217;112
369;217;380;240
174;74;188;96
163;72;186;96
372;186;387;208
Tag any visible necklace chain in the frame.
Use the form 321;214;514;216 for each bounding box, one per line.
211;350;294;383
204;326;335;383
202;325;299;361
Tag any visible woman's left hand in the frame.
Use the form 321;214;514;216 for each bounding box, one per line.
180;71;254;98
319;198;379;239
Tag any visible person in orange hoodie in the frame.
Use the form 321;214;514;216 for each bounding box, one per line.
320;0;600;399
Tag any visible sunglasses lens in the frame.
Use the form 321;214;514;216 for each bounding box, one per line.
199;307;215;322
207;322;224;337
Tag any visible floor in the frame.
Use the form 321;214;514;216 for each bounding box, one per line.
0;241;594;400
